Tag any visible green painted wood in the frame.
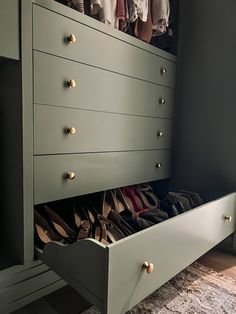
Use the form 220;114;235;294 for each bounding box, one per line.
0;270;60;307
34;51;174;118
33;5;176;88
21;0;35;266
0;280;65;314
41;239;108;312
34;105;173;155
33;0;177;62
0;1;19;60
34;150;170;204
106;193;236;314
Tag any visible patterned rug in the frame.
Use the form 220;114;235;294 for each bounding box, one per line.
82;262;236;314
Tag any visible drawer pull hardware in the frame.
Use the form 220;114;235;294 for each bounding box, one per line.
157;131;164;137
67;34;76;43
65;172;76;180
67;79;76;88
224;216;232;222
66;127;77;135
155;162;163;169
160;67;167;76
159;98;166;105
142;262;154;274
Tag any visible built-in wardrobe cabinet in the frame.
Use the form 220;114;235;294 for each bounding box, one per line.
0;0;235;313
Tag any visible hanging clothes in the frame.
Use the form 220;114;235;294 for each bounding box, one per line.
127;0;149;23
67;0;85;14
116;0;126;31
152;0;170;36
134;0;152;43
90;0;118;28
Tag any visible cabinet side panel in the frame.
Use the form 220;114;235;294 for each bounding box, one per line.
173;0;236;196
0;0;20;60
0;61;23;265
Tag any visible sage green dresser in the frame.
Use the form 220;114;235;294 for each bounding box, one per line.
0;1;235;313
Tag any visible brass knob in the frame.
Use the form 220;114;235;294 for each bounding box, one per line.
224;216;232;222
67;79;76;88
157;131;164;137
142;262;154;274
65;172;76;180
67;34;76;43
160;67;167;76
155;163;163;169
159;98;166;105
66;127;76;135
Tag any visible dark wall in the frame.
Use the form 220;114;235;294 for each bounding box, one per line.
172;0;236;196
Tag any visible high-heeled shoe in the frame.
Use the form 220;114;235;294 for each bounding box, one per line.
116;188;155;231
83;200;126;244
73;203;93;240
123;186;169;223
34;210;67;251
43;205;76;243
102;190;135;237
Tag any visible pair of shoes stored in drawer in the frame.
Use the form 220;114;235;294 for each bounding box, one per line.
38;193;236;314
33;4;176;88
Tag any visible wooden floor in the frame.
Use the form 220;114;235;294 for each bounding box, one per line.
13;249;236;314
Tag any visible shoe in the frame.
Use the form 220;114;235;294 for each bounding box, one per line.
116;188;156;230
167;192;192;211
135;186;159;209
122;186;149;213
80;199;126;244
44;205;76;243
34;210;67;252
179;190;204;207
102;190;135;237
73;203;93;240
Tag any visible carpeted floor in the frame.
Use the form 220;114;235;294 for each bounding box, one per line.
83;262;236;314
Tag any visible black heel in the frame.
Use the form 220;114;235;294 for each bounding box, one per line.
34;210;67;251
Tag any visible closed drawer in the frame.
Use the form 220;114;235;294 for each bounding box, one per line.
34;51;174;118
33;5;176;88
34;150;170;204
40;193;236;314
34;105;173;155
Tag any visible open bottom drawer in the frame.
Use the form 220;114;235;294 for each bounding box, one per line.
39;193;236;314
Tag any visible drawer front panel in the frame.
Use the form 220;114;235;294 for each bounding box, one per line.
34;51;174;118
34;150;170;204
34;105;173;154
107;193;236;314
33;6;176;87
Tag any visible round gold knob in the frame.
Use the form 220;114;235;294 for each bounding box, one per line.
160;67;167;76
65;172;76;180
142;262;154;274
224;216;232;222
159;98;166;105
157;131;164;137
67;34;76;43
155;162;163;169
66;127;76;135
67;79;76;88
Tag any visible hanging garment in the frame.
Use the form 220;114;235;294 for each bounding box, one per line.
90;0;118;28
134;0;152;43
127;0;148;23
67;0;85;13
152;0;170;36
116;0;126;31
